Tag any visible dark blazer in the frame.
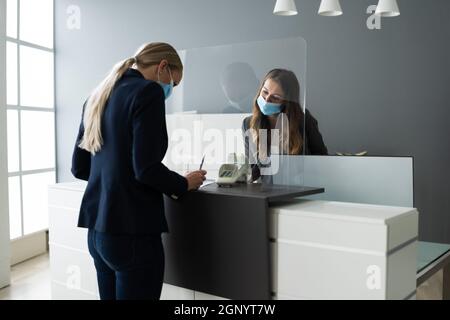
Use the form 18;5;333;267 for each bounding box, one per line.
72;69;188;235
242;109;328;180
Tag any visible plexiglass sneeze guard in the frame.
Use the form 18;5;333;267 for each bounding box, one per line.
163;37;307;187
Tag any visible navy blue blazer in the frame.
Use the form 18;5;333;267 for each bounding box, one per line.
72;68;188;235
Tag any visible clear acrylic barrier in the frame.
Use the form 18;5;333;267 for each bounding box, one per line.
164;37;307;187
167;37;307;114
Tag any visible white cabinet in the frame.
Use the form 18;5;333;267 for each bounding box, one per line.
51;281;98;300
270;200;418;300
48;182;197;300
49;244;99;295
48;182;98;300
161;284;194;300
194;291;228;300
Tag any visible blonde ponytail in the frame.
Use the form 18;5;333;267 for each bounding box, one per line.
79;42;183;155
79;57;134;154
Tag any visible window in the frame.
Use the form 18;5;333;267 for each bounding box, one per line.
6;0;55;240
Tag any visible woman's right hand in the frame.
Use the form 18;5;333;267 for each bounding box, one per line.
185;170;207;191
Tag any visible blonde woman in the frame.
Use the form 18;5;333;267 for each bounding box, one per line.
71;43;207;300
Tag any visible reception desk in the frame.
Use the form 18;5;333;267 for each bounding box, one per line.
48;182;418;300
163;183;324;299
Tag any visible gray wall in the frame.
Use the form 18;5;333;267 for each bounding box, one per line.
55;0;450;243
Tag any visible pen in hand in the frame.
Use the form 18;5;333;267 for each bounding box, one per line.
199;155;205;171
186;156;207;191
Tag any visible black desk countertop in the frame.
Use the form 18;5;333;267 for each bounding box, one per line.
197;183;324;202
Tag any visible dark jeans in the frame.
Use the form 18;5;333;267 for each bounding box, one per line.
87;229;165;300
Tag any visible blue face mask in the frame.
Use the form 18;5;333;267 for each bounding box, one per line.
257;95;282;116
157;67;174;100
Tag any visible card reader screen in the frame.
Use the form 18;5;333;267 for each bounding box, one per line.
220;171;233;178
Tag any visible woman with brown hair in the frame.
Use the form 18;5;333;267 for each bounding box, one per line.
71;42;207;300
242;68;328;181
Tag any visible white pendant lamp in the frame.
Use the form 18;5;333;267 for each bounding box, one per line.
318;0;343;16
273;0;298;16
375;0;400;17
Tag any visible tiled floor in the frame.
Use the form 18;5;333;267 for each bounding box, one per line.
0;252;444;300
0;253;51;300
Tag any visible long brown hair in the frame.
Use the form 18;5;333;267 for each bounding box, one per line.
79;42;183;155
249;69;304;155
